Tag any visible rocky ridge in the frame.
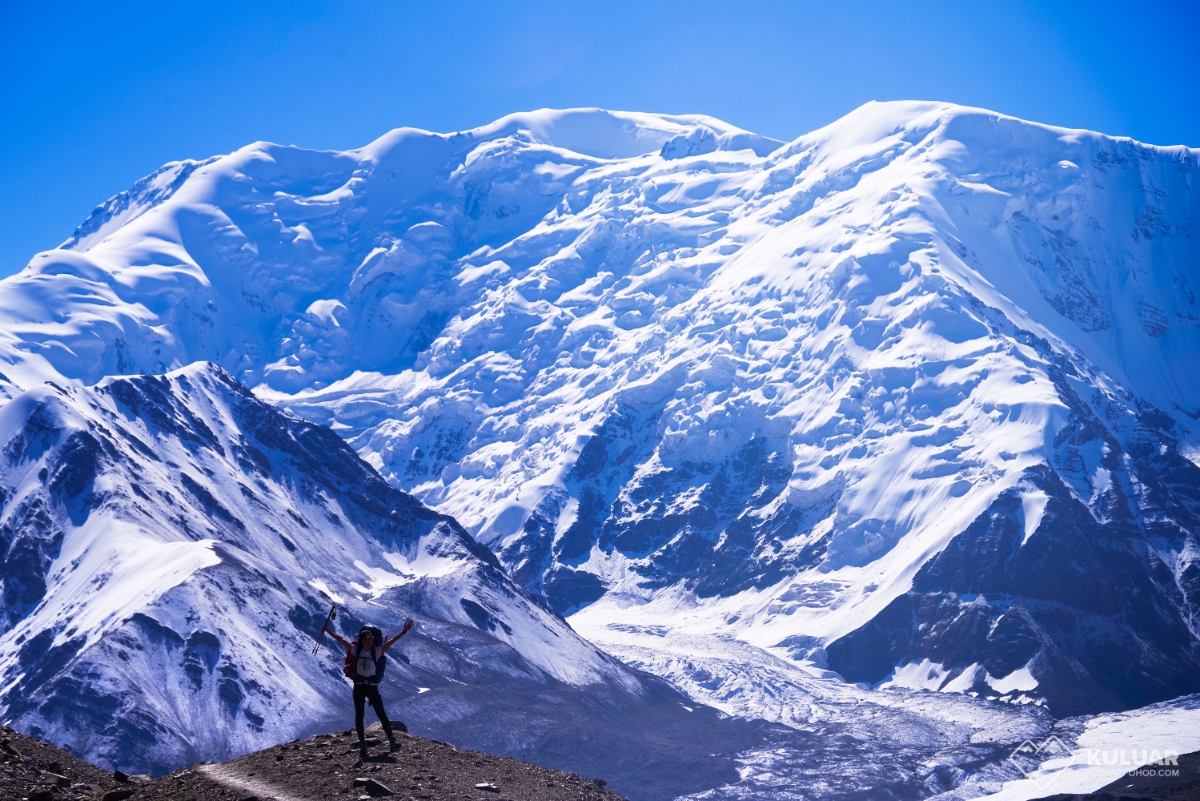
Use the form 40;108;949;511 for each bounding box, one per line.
1;724;135;801
0;723;628;801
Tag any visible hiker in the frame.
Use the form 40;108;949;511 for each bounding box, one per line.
323;618;415;755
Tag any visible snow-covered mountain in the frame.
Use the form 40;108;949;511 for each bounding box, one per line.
1;101;1198;797
0;362;769;798
0;361;1077;801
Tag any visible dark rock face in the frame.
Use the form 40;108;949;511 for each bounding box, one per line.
505;404;822;615
0;497;63;633
828;458;1200;717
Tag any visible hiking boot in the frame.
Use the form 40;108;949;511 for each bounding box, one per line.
358;741;369;759
388;736;399;752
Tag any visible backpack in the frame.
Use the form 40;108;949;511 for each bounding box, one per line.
342;626;387;682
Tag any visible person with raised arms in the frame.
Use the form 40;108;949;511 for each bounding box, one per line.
323;618;415;757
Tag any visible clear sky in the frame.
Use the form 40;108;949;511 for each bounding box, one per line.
2;0;1197;277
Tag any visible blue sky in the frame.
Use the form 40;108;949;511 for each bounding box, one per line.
1;0;1197;277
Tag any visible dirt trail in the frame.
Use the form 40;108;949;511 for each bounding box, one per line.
197;761;309;801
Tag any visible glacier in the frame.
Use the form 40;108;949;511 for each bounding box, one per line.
0;101;1198;799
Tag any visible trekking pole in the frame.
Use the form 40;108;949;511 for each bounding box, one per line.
311;605;337;655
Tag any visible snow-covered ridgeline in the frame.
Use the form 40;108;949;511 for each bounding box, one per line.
268;102;1199;715
0;363;662;778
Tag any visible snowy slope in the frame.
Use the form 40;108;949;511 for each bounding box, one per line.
0;102;1198;740
0;109;776;397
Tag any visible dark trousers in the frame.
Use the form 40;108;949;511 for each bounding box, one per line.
353;682;393;741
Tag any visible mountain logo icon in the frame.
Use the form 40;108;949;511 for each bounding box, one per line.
1008;736;1076;791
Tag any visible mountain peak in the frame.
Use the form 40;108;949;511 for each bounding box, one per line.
355;107;783;163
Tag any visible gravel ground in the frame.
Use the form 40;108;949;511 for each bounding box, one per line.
0;724;143;801
0;723;626;801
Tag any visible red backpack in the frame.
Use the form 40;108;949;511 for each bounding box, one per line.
343;626;387;681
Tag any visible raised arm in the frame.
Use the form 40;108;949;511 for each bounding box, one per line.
381;619;415;653
323;623;351;649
